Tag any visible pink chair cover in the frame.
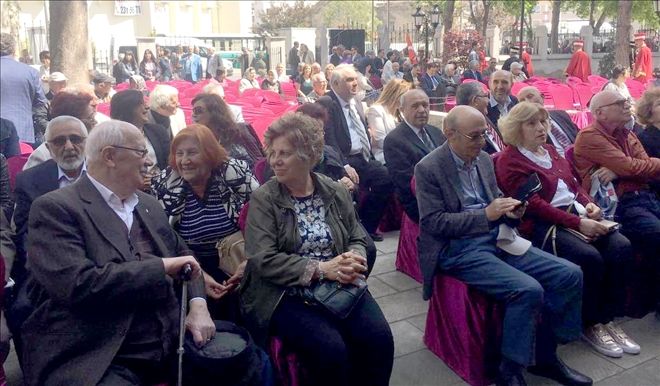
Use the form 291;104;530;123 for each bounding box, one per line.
424;274;503;386
7;154;29;191
568;110;593;129
253;158;268;184
19;142;33;155
395;212;422;282
444;97;456;112
547;84;577;110
269;336;306;386
510;82;527;97
570;83;594;110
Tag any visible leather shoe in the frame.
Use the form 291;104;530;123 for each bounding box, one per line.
496;373;527;386
369;232;384;242
528;358;592;386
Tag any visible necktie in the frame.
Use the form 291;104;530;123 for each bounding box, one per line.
347;104;371;160
431;76;438;89
487;121;506;151
420;128;434;152
549;119;572;149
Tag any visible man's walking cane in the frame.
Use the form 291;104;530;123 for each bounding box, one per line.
177;263;193;386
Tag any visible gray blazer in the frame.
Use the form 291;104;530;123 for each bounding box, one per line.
414;143;502;299
22;175;204;386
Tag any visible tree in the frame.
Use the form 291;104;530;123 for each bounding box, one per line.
319;1;382;40
1;1;21;43
562;0;659;35
252;1;313;37
614;0;632;68
550;0;561;54
49;1;88;85
499;0;538;44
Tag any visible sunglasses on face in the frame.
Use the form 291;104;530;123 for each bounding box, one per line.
49;134;85;146
192;107;207;115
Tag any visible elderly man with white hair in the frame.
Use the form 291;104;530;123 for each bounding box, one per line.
511;62;528;82
21;120;214;385
439;63;460;96
462;59;484;83
147;84;186;137
573;90;660;318
305;73;328;102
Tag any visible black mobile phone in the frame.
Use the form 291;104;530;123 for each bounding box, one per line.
515;173;542;202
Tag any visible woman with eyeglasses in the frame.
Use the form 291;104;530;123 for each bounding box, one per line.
191;93;263;169
456;81;506;154
110;90;171;191
151;124;259;319
494;102;637;359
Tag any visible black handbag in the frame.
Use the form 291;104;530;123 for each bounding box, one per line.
305;281;368;319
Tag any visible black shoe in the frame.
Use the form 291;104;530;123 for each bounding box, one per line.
369;232;384;242
496;373;527;386
528;358;592;386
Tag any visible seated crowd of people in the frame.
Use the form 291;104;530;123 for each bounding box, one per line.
1;29;659;386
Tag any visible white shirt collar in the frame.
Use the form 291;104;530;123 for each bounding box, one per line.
87;174;139;218
57;161;87;184
334;92;353;109
489;94;511;108
402;116;423;136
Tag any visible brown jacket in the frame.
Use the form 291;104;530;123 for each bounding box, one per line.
239;173;366;346
574;120;660;196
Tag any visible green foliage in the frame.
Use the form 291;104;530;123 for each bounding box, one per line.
320;1;382;37
442;30;484;68
598;50;616;78
252;1;313;36
562;0;659;29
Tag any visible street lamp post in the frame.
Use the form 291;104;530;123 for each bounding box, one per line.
412;5;440;62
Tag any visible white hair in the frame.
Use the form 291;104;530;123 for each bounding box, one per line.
44;115;87;141
444;63;455;73
511;62;524;70
149;84;178;109
85;120;140;164
330;64;357;87
203;82;225;97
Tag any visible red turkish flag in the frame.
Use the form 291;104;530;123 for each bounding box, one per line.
406;33;418;64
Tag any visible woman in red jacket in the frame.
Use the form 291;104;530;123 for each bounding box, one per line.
495;102;638;359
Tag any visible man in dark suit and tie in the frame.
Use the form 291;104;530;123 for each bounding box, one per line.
414;105;591;386
317;64;393;241
517;86;578;156
21;120;214;385
462;60;484;83
384;89;445;223
487;70;519;128
420;62;446;110
456;82;506;155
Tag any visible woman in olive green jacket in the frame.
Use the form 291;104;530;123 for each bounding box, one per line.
240;112;393;386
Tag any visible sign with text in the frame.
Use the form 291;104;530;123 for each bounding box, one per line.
115;1;142;16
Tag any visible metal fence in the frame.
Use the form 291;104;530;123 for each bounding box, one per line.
593;28;616;54
92;49;112;75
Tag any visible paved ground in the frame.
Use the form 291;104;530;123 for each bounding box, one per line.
4;230;660;385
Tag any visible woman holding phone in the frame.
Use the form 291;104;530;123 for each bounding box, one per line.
495;102;638;359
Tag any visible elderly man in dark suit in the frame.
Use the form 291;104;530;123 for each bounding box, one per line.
317;64;392;241
456;81;506;154
414;105;591;386
487;70;519;128
21;120;214;386
517;86;578;156
384;89;445;223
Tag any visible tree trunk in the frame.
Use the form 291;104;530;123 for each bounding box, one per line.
588;0;595;27
550;0;561;54
444;0;455;33
49;1;88;85
614;0;631;68
593;11;607;36
468;1;479;34
481;0;490;37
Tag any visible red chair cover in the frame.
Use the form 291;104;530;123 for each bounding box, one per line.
424;274;503;386
510;82;528;97
97;103;111;117
253;158;268;184
570;83;594;110
19;142;33;155
377;194;402;233
395;213;422;282
547;84;577;110
7;154;29;191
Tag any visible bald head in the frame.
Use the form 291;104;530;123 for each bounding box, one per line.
400;89;430;128
517;86;543;105
590;90;632;128
443;105;485;135
489;70;513;104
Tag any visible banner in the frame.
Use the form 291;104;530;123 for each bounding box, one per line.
115;1;142;16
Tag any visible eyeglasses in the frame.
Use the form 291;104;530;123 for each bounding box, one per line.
457;130;488;142
598;99;630;109
111;145;149;158
48;134;85;146
192;107;207;115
